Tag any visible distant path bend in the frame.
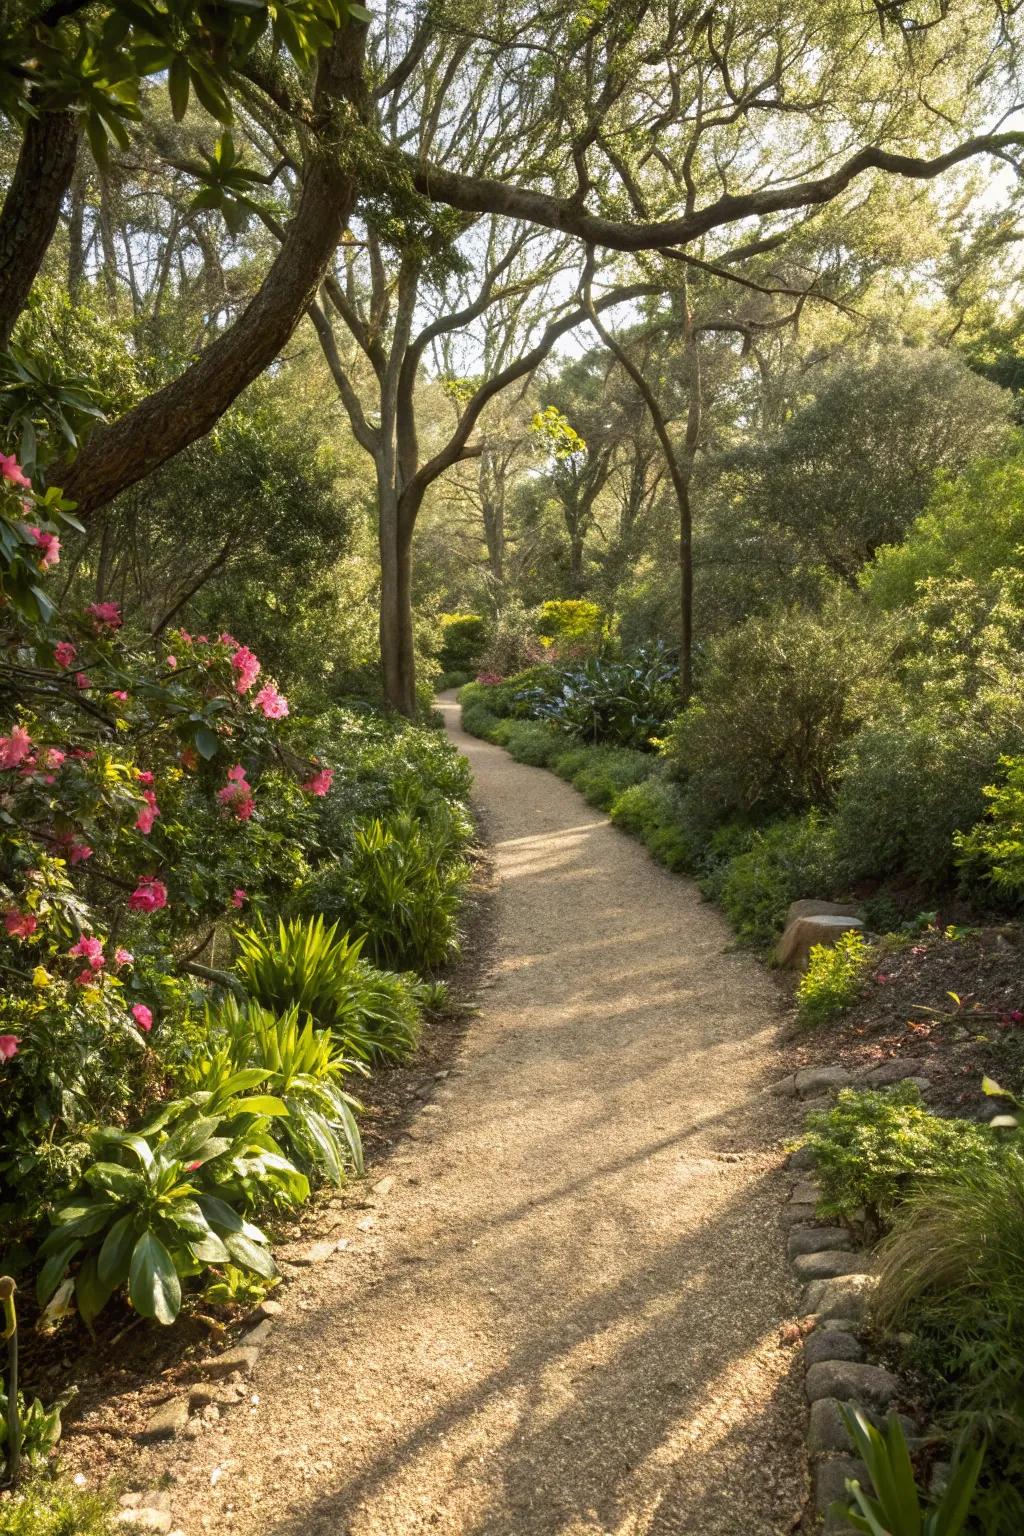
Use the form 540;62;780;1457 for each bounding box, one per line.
155;692;806;1536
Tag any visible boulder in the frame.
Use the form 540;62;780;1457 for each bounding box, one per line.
857;1057;930;1087
806;1360;900;1408
804;1273;877;1322
803;1329;864;1367
787;1225;854;1258
777;910;865;971
793;1249;870;1282
784;899;864;927
795;1065;854;1099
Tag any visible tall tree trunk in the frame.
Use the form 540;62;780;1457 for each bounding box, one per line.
0;109;78;346
67;170;86;303
378;481;417;716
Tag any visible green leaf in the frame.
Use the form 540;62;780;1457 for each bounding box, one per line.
224;1231;277;1279
75;1250;115;1328
194;724;220;760
230;1094;288;1117
36;1240;82;1306
84;1162;145;1199
168;53;190;120
128;1230;182;1324
98;1212;138;1288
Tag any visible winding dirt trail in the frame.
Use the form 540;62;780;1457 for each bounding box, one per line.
147;694;806;1535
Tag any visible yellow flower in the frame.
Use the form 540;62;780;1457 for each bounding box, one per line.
32;966;52;988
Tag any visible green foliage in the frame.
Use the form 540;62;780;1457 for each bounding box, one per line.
714;813;842;950
234;916;422;1062
522;647;679;749
37;1083;290;1326
664;601;884;825
301;812;469;973
804;1084;997;1226
832;1406;984;1536
499;720;562;767
437;613;487;672
535;599;604;647
873;1151;1024;1532
0;1476;117;1536
956;756;1024;895
550;744;652;810
184;999;363;1185
476;601;541;677
458;683;503;742
0;1386;64;1474
608;776;698;873
796;930;872;1027
865;447;1024;611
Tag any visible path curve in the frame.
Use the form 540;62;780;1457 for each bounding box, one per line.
150;694;806;1535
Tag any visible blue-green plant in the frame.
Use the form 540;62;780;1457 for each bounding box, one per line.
832;1406;983;1536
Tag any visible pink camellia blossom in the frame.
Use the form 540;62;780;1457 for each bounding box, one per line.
166;655;177;670
114;947;134;967
302;767;334;797
0;1035;19;1060
254;683;289;719
217;764;255;821
74;968;96;986
4;910;37;939
178;630;193;645
0;453;30;488
131;1003;153;1032
54;640;76;668
135;789;160;835
111;690;129;702
218;632;236;646
69;842;93;865
230;645;260;695
180;747;198;771
128;876;168;913
28;526;60;568
136;769;154;785
85;601;122;630
0;726;32;769
74;672;91;690
230;888;247;909
69;934;105;971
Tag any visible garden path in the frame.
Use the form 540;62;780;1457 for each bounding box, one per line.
152;692;806;1535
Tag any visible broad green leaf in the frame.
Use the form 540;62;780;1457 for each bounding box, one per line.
129;1230;182;1325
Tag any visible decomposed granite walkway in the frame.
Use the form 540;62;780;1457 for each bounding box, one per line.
140;691;807;1536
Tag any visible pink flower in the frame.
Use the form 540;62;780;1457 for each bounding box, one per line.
230;646;260;695
74;672;91;690
111;690;129;702
128;877;167;913
476;672;503;685
69;841;93;865
186;1159;202;1171
114;947;134;967
136;770;154;785
135;789;160;835
218;764;255;820
69;935;104;971
4;910;37;939
230;888;247;909
253;683;289;719
85;601;122;630
1;453;30;489
178;631;193;645
302;767;334;797
131;1003;153;1032
0;726;32;769
74;968;96;986
166;655;177;670
54;640;76;668
0;1035;19;1060
28;526;60;567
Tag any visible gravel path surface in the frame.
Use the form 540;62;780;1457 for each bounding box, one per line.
148;695;807;1535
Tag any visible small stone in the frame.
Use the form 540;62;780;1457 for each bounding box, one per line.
795;1066;854;1099
198;1346;259;1380
793;1250;870;1282
138;1397;189;1443
372;1176;396;1196
808;1398;858;1455
356;1216;376;1232
805;1273;877;1321
790;1180;822;1205
822;1317;862;1332
200;1404;220;1424
780;1202;820;1227
803;1329;864;1367
241;1319;274;1348
815;1455;872;1517
295;1240;339;1265
858;1057;929;1086
788;1144;817;1171
806;1360;900;1408
253;1298;282;1321
788;1226;853;1258
116;1510;172;1534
